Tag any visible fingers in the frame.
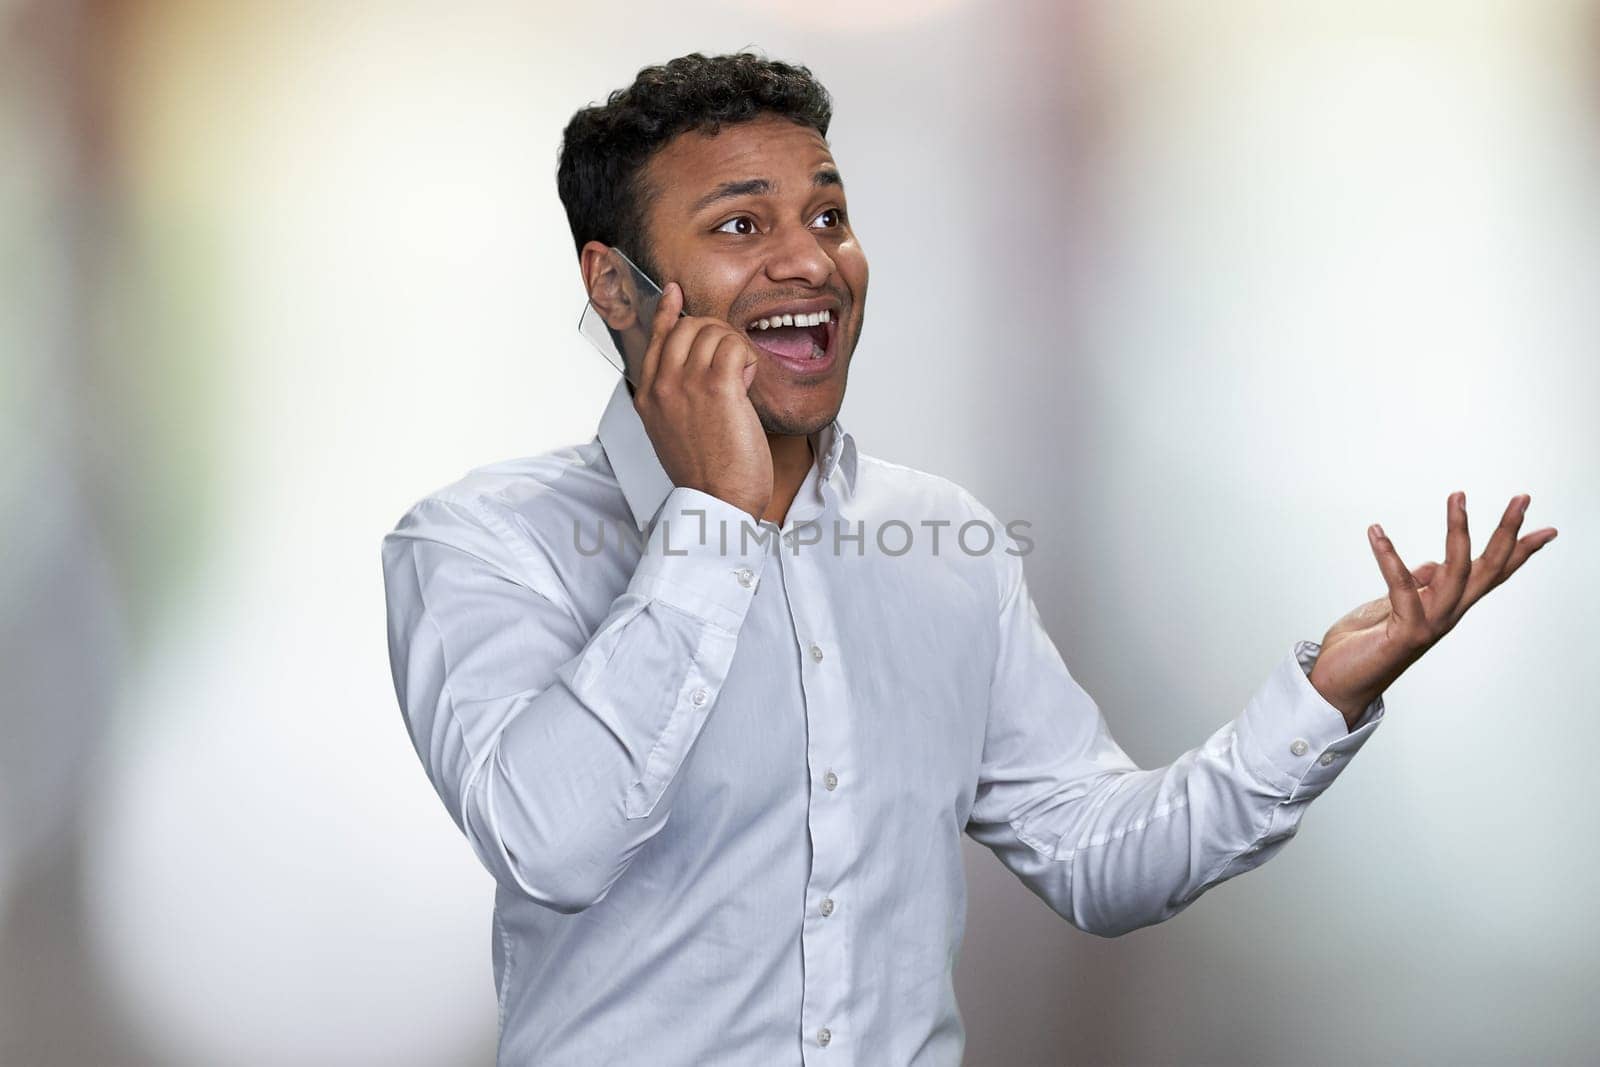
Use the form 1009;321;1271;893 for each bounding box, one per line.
683;319;722;377
683;328;738;388
1404;492;1558;626
706;331;756;395
718;328;760;391
1501;522;1559;584
639;295;757;413
682;321;755;391
1368;522;1428;637
629;280;759;420
637;282;684;393
646;299;728;404
1460;494;1526;608
655;290;704;384
1364;492;1555;658
1432;491;1473;620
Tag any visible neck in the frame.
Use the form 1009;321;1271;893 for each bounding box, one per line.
761;431;815;526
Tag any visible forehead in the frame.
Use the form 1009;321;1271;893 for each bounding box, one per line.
643;115;838;206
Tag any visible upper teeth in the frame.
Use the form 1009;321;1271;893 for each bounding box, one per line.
751;310;832;330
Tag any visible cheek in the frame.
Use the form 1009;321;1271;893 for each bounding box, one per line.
840;244;869;302
681;259;756;319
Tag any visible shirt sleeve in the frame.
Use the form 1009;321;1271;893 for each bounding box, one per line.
963;546;1385;937
381;486;768;914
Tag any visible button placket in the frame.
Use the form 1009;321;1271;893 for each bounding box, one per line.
774;532;855;1064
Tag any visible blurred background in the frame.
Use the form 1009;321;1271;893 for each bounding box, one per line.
3;0;1597;1063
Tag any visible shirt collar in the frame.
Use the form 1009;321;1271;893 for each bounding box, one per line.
595;377;859;531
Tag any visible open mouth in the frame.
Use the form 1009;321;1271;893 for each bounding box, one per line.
744;308;836;370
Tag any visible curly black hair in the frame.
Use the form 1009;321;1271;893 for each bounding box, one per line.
556;51;833;282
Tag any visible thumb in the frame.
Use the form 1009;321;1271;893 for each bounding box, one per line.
1368;523;1426;629
654;280;682;330
742;341;758;391
638;282;682;389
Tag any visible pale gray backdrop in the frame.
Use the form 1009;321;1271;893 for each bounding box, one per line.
3;1;1595;1063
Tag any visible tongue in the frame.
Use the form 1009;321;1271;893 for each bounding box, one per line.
749;324;822;359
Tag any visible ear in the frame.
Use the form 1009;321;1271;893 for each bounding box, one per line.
580;241;640;332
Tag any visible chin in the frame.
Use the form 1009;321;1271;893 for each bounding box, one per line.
755;392;843;437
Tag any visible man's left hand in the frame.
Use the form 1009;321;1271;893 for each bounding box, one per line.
1308;491;1558;728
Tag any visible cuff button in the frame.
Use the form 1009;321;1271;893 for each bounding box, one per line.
1289;738;1310;757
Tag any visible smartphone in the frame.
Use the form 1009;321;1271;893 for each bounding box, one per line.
577;246;676;387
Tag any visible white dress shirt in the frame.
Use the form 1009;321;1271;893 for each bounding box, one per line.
381;379;1384;1066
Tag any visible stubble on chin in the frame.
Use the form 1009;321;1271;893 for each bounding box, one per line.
752;378;849;437
754;403;838;437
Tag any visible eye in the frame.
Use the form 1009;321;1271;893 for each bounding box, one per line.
811;207;844;229
714;216;758;236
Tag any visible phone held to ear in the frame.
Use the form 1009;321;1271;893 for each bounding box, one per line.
578;246;680;387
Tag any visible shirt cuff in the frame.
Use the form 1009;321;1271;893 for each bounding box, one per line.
625;486;774;634
1236;639;1386;802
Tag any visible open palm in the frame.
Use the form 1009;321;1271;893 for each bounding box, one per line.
1308;492;1558;726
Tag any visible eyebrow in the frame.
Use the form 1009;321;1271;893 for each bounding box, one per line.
689;169;845;214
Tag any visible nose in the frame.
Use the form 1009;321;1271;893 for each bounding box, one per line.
762;220;835;289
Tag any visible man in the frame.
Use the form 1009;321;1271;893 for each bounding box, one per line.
381;52;1556;1066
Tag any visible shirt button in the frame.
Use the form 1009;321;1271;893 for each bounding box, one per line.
735;567;755;588
690;687;709;707
820;897;835;916
809;643;824;663
817;1027;832;1047
824;771;838;791
1318;751;1337;766
1289;738;1310;757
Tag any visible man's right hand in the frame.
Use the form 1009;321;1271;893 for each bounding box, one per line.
633;281;773;521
